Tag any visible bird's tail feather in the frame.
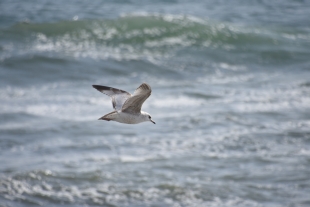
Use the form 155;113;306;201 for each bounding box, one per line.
98;111;118;121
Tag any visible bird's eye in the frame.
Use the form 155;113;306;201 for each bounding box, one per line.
148;116;151;119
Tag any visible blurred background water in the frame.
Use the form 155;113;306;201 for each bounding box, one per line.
1;0;310;206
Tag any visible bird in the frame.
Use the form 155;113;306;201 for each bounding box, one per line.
92;83;155;124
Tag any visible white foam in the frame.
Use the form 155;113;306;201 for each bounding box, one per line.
151;95;203;108
119;155;148;163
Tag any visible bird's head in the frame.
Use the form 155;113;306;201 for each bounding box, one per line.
141;111;155;124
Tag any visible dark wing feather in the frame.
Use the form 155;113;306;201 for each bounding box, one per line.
92;85;131;111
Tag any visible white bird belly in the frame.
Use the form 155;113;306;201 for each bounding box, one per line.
114;112;143;124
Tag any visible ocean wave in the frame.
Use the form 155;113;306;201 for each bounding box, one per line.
0;173;268;207
1;14;309;62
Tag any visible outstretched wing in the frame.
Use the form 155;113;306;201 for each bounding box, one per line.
122;83;152;114
92;85;131;111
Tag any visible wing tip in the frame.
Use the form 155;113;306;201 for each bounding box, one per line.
92;85;100;90
140;82;152;91
92;85;111;92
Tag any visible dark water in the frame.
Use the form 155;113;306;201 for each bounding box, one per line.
1;1;310;206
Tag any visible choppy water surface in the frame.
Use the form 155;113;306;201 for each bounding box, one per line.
1;1;310;206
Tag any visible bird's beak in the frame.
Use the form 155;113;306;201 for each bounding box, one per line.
150;119;156;124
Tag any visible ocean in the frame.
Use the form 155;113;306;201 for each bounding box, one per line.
0;0;310;206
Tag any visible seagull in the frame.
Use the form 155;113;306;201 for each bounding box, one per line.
92;83;155;124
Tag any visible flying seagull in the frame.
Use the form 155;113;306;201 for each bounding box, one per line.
92;83;155;124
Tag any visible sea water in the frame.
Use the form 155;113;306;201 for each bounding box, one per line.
0;1;310;206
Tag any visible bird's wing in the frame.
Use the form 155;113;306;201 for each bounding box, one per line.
122;83;152;114
92;85;131;111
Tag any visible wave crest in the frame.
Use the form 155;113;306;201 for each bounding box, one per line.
1;13;309;62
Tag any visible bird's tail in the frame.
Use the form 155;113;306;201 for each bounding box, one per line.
98;111;118;121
